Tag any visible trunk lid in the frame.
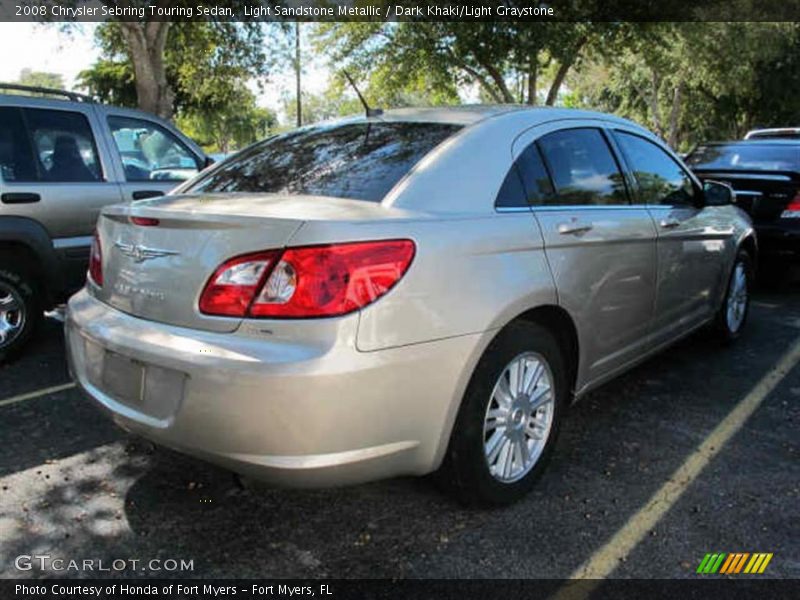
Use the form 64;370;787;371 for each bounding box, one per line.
693;169;800;224
93;193;306;333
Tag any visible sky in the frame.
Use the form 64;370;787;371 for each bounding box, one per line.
0;22;329;120
0;23;100;88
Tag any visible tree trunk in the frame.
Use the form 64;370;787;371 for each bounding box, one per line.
546;35;587;106
482;63;516;103
119;21;174;120
546;61;570;106
667;81;684;148
526;59;537;105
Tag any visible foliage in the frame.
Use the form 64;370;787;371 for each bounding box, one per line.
16;69;65;90
86;21;272;114
76;60;136;106
314;21;618;106
568;22;800;149
77;21;278;150
177;88;278;153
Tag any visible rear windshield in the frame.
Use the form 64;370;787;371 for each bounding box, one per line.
686;144;800;172
186;122;462;202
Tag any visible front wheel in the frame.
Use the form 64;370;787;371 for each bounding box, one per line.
438;322;567;506
715;250;753;342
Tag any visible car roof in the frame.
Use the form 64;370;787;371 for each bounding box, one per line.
371;105;633;126
698;139;800;146
745;127;800;136
0;91;174;123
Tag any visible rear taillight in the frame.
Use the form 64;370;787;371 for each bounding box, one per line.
88;230;103;286
199;240;415;319
198;250;281;317
781;191;800;218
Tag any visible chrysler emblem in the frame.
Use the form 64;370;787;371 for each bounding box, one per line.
114;241;179;263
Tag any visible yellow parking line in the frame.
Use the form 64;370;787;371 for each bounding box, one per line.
0;382;76;408
552;337;800;598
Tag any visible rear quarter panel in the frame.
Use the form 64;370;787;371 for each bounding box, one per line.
288;214;557;352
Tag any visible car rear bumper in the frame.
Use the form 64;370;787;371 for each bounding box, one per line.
755;224;800;260
65;289;484;487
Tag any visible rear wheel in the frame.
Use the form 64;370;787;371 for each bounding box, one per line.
715;249;752;342
0;257;41;363
438;322;568;506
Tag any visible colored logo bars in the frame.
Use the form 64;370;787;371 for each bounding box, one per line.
696;552;773;574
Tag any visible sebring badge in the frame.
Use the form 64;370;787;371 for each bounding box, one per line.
114;241;179;263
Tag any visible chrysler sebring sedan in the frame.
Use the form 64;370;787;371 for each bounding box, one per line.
66;107;755;505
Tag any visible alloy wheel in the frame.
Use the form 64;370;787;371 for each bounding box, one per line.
726;261;748;333
0;281;26;349
483;352;555;483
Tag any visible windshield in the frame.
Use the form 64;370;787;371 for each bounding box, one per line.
186;122;462;202
686;144;800;172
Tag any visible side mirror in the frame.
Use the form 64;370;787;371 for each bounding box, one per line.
203;155;215;169
703;180;735;207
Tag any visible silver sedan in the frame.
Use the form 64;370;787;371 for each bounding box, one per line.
66;107;755;505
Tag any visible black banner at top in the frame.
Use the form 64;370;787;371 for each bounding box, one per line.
1;0;799;23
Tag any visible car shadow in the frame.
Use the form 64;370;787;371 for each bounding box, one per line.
3;279;800;579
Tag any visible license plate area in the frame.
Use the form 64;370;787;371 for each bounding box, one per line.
102;351;145;406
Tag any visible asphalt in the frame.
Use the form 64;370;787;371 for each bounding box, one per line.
0;280;798;580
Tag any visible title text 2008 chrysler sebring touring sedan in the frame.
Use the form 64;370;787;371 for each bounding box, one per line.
66;107;755;505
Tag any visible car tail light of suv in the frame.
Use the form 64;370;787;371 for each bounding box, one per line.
88;230;103;286
199;240;415;319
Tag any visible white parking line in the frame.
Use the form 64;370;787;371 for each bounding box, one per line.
0;382;76;408
552;336;800;597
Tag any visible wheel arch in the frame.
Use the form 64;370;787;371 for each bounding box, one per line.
0;216;61;307
510;304;580;398
739;233;757;264
432;302;581;471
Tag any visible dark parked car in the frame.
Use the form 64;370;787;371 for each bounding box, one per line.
686;140;800;270
744;127;800;140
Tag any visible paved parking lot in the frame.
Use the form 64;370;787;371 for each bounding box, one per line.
1;282;798;580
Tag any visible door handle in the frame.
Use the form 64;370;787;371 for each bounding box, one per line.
660;218;681;229
558;222;593;235
132;190;165;200
1;192;40;204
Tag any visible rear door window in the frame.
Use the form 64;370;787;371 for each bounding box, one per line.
537;128;629;206
0;107;101;182
188;122;463;202
25;108;103;182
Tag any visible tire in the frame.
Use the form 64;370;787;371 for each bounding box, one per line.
715;249;753;343
438;321;568;506
0;256;41;363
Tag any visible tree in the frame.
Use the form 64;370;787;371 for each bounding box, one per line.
279;84;363;126
17;69;64;90
76;60;136;106
78;20;279;150
177;89;278;153
78;3;271;119
569;22;800;149
315;21;616;107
